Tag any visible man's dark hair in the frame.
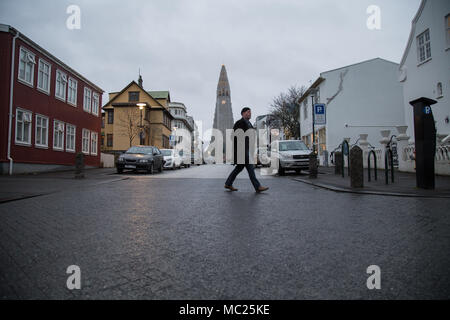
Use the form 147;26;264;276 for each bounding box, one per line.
241;107;251;115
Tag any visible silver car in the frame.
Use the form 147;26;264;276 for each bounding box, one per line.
160;149;182;170
271;140;312;175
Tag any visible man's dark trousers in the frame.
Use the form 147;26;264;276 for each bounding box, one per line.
225;164;261;191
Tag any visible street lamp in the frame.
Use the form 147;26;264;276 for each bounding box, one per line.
309;88;319;154
137;103;146;145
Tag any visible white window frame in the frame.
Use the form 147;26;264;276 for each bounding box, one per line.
35;114;49;148
18;47;36;87
82;129;90;154
90;132;98;156
67;77;78;106
92;92;99;116
15;108;33;146
417;29;431;65
37;58;51;94
83;87;92;113
53;120;65;151
55;70;67;101
66;124;76;152
445;14;450;50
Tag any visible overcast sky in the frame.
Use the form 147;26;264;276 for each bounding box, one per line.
0;0;421;134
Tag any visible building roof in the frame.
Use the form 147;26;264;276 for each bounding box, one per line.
298;58;399;104
399;0;427;68
148;91;170;100
320;57;398;76
0;24;104;93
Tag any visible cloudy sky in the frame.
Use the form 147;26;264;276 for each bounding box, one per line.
0;0;421;133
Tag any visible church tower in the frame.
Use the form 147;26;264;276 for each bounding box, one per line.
212;65;234;152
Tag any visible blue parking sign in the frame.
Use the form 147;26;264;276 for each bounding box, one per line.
314;104;326;125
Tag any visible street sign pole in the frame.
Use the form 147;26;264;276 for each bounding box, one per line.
311;95;315;154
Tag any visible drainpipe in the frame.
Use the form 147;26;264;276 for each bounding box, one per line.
7;29;19;175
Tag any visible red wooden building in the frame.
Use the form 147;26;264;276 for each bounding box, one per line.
0;24;104;174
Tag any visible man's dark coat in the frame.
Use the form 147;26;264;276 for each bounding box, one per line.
232;118;255;165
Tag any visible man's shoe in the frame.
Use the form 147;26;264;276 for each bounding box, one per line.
256;186;269;193
225;185;238;192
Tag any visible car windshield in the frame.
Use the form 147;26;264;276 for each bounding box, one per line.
279;141;309;151
160;150;172;156
126;146;153;155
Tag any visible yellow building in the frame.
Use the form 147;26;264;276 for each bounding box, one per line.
101;78;173;153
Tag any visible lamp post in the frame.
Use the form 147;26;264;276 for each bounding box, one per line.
137;103;146;145
310;88;319;154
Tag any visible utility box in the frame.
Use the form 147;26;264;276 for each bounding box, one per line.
409;97;437;190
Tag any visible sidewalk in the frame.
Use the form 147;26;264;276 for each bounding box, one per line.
0;168;124;204
293;166;450;198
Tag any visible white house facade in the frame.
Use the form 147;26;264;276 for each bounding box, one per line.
299;58;405;165
398;0;450;143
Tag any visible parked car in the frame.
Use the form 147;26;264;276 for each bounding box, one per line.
178;149;191;168
116;146;164;174
271;140;312;175
191;152;203;166
160;149;182;170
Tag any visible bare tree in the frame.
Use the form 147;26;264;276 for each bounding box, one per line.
116;107;148;147
269;85;305;139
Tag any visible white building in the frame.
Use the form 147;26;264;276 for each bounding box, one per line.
398;0;450;142
299;58;405;165
168;102;194;145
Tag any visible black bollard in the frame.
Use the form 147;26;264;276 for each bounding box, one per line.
75;152;85;179
350;146;364;188
334;152;343;175
309;153;318;179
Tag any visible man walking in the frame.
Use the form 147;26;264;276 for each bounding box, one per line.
225;107;269;193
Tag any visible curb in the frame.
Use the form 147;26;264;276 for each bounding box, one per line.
0;177;128;205
293;178;450;199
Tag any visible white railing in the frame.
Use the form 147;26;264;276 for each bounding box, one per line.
362;149;382;168
436;145;450;162
403;144;415;162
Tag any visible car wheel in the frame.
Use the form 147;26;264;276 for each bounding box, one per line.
278;162;285;176
117;167;123;174
147;163;154;174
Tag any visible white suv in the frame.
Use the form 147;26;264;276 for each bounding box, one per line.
271;140;312;175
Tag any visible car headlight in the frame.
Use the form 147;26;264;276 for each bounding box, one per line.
280;153;292;160
139;159;149;163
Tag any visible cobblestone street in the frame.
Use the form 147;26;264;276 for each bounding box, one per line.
1;165;449;299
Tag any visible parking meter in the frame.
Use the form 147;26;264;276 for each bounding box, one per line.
409;97;437;190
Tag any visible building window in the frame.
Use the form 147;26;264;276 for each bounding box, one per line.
437;82;443;98
15;108;32;145
55;70;67;101
67;77;78;106
162;135;169;149
35;114;48;148
92;93;99;116
91;132;98;155
446;15;450;48
18;47;36;86
129;91;140;102
66;124;76;152
107;110;114;124
303;102;308;120
417;29;431;64
37;59;51;93
53;120;65;150
83;87;92;112
82;129;90;154
101;135;104;147
107;134;113;147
